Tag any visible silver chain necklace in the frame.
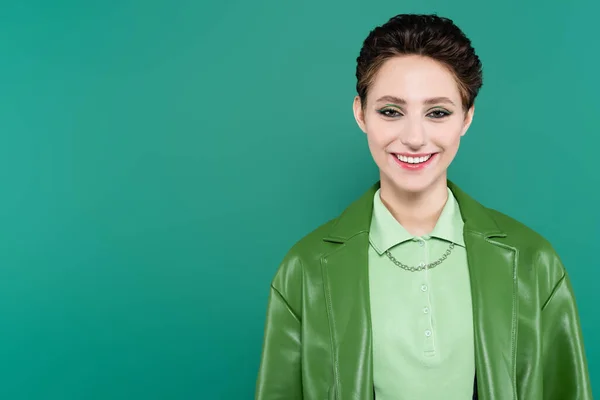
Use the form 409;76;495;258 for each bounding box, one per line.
384;242;455;272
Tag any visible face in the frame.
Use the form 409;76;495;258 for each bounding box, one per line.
353;55;474;196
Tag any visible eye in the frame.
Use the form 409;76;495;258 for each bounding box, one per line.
427;109;452;119
377;108;403;118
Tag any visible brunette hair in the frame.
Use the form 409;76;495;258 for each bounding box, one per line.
356;14;483;110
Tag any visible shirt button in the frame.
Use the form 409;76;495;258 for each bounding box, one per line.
419;262;426;268
423;307;429;314
418;240;424;247
425;330;432;337
421;285;428;292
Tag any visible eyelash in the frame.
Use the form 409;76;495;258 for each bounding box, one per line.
376;108;452;119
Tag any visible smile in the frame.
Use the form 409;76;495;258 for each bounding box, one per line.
396;154;432;164
392;153;438;170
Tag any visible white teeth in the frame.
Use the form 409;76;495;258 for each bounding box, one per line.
397;154;432;164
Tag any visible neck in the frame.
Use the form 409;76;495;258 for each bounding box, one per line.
379;176;449;237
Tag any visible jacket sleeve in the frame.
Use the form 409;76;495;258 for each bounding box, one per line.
541;271;593;399
255;284;302;400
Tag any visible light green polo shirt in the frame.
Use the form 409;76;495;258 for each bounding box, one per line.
368;187;475;400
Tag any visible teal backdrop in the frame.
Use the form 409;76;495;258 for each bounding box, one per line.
0;0;597;398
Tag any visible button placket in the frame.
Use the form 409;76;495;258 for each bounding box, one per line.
420;238;435;355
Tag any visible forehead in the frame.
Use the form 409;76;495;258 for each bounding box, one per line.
369;55;461;101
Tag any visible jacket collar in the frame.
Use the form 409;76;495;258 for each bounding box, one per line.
323;180;506;243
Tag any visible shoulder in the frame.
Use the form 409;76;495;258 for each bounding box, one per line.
268;182;378;299
485;206;549;248
270;216;339;293
484;206;566;288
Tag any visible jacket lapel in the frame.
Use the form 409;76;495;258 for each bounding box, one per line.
322;233;374;399
320;183;377;399
449;182;518;399
320;181;517;399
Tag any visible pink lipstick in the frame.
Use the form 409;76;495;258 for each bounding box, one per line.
392;152;438;170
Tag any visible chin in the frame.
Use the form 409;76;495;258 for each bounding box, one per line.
394;180;433;194
382;170;444;195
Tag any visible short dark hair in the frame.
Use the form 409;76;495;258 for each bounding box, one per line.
355;14;483;110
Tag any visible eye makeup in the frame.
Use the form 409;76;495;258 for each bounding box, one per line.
427;108;453;119
375;104;454;119
376;103;403;117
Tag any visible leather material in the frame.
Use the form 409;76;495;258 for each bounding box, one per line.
255;181;592;399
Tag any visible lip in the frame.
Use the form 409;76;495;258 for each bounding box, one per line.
391;152;438;171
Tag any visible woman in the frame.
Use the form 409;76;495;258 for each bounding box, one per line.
255;14;592;400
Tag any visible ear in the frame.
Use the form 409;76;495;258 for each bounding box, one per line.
352;96;368;134
460;105;475;136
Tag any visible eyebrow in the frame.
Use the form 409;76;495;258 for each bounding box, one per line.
375;95;456;106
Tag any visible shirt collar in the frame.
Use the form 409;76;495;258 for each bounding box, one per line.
369;187;465;255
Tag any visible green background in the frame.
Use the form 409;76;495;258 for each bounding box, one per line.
0;0;597;398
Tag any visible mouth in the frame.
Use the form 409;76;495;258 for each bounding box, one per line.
392;153;438;170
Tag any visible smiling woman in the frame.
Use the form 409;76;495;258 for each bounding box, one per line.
255;14;592;400
354;54;471;198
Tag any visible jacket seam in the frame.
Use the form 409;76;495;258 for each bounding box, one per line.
541;273;566;311
270;285;301;323
322;256;341;399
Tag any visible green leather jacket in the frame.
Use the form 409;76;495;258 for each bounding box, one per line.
255;181;592;399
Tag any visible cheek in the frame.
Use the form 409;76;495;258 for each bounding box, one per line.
365;119;397;148
430;121;465;148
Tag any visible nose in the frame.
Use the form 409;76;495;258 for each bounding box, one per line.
400;119;426;149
